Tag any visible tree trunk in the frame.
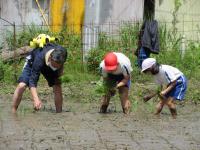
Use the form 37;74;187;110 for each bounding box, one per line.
0;46;32;61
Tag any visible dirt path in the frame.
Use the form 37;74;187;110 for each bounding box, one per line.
0;96;199;150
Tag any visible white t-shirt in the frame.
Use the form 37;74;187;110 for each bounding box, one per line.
154;65;183;86
99;52;133;77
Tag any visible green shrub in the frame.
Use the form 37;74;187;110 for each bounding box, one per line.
6;24;50;50
87;47;109;73
0;61;19;83
158;23;182;51
120;22;139;50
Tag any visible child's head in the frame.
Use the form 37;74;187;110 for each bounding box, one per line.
104;52;118;72
141;58;160;75
49;47;67;70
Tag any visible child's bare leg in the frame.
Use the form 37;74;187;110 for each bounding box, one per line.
155;100;165;115
100;93;111;113
166;97;177;118
12;82;27;113
119;86;131;114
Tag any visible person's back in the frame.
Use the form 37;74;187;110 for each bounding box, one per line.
154;65;183;86
114;52;132;69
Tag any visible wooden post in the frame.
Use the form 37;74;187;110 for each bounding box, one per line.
13;22;18;82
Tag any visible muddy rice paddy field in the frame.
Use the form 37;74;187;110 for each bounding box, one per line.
0;99;199;150
0;83;199;150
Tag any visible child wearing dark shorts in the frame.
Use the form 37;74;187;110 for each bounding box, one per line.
12;43;67;113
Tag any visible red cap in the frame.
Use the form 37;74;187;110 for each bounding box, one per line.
104;52;118;71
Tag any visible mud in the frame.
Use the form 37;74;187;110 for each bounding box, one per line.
0;95;199;150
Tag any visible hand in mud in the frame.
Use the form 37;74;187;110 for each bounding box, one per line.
33;99;42;111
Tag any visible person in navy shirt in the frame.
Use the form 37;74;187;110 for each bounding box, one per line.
12;43;67;113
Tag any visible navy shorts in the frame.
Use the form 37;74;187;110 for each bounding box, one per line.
138;47;151;67
18;61;32;85
166;75;187;101
106;74;131;89
18;61;61;87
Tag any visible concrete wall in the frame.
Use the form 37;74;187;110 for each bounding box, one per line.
99;0;143;23
155;0;200;40
84;0;144;24
0;0;85;33
0;0;144;51
83;0;144;53
50;0;85;33
0;0;49;46
0;0;49;25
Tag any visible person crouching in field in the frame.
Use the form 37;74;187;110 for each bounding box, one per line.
141;58;187;118
99;52;133;114
12;43;67;113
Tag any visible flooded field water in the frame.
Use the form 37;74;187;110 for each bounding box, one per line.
0;95;199;150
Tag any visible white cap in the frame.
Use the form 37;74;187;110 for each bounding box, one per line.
141;58;156;72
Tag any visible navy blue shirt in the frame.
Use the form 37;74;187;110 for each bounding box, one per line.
26;43;66;87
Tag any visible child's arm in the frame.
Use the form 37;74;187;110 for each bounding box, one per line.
116;75;130;88
30;87;42;110
143;85;162;102
143;92;158;102
160;80;177;96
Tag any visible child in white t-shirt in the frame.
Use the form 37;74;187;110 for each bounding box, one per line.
99;52;133;114
141;58;187;118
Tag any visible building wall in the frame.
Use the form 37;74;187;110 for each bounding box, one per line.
0;0;143;34
0;0;50;46
155;0;200;40
0;0;49;25
100;0;143;23
0;0;144;49
50;0;84;33
83;0;144;53
84;0;144;29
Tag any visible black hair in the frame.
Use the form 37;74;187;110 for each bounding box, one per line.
50;46;67;64
151;62;160;75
